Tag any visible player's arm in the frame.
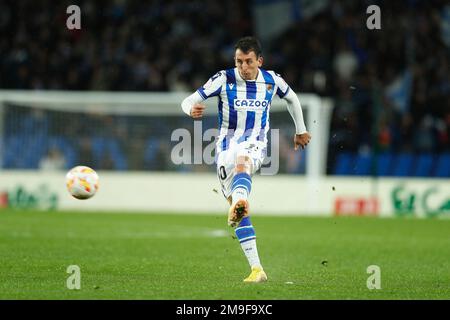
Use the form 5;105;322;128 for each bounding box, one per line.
272;71;311;150
283;90;311;150
181;71;225;119
181;92;206;119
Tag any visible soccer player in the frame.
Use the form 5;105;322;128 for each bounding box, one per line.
181;36;311;283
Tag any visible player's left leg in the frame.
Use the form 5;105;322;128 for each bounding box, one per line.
235;215;267;283
229;152;267;283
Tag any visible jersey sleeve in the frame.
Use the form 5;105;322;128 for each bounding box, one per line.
196;70;226;100
270;71;291;98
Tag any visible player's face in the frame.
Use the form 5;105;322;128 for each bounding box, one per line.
235;49;263;81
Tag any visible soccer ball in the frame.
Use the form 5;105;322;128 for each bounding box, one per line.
66;166;99;200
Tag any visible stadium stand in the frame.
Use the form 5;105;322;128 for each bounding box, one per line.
0;1;448;176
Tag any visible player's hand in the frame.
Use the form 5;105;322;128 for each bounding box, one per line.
294;132;311;150
190;103;206;119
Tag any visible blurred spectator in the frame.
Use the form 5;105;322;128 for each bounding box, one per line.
0;0;449;174
78;137;94;168
39;147;66;171
333;41;359;82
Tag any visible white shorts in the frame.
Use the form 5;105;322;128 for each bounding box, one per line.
216;140;266;199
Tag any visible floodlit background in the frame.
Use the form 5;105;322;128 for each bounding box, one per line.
0;0;448;216
0;0;448;300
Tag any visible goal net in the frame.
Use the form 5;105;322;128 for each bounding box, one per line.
0;90;333;178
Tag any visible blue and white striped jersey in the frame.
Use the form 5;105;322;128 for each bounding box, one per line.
196;67;290;152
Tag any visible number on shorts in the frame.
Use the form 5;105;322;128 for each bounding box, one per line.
219;166;227;180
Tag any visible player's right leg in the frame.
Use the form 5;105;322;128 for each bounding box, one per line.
227;155;252;227
230;145;267;283
216;144;267;283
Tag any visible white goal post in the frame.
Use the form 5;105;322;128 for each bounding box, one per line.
0;90;334;178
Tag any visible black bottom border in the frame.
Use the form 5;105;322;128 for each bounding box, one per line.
1;300;447;318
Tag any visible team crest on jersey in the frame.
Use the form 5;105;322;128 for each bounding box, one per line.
266;84;273;94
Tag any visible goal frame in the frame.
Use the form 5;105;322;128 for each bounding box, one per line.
0;90;333;179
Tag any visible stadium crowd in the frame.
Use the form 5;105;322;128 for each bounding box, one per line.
0;0;448;174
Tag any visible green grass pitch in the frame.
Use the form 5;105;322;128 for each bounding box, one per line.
0;209;449;299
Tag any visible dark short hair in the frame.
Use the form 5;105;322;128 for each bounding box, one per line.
234;36;262;57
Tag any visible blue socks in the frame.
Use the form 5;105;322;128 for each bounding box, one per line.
235;216;256;243
234;216;262;268
231;173;252;203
